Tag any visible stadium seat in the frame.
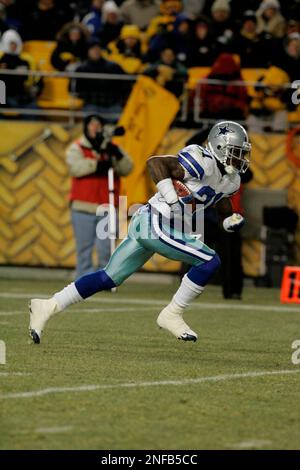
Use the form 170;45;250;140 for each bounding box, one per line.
187;66;266;91
288;109;300;123
187;67;211;90
241;68;266;98
241;68;266;82
23;41;56;71
37;77;83;110
23;42;83;110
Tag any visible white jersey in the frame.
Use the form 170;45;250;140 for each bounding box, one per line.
148;144;241;217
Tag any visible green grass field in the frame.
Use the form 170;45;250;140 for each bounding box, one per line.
0;277;300;450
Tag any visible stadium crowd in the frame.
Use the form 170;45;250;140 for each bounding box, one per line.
0;0;300;127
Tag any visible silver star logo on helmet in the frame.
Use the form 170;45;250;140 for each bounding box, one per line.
215;125;235;137
208;121;251;174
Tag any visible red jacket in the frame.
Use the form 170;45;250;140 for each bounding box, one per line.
199;53;248;118
70;140;121;206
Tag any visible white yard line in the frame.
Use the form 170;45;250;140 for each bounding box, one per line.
71;307;157;313
1;369;299;400
0;372;31;377
0;311;25;316
229;439;272;449
0;292;43;299
0;291;299;314
35;426;73;434
198;302;300;313
0;306;157;316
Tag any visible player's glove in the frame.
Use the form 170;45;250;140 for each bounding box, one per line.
223;213;245;232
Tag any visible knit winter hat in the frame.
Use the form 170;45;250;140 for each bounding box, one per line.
259;0;280;11
243;10;257;22
211;0;231;13
102;1;121;23
120;25;140;40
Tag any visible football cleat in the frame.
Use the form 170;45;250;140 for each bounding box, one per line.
29;298;60;344
157;304;198;342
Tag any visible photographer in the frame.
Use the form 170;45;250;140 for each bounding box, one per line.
67;114;133;277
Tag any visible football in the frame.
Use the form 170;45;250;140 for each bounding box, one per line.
172;179;196;211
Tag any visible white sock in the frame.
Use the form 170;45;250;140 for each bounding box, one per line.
53;282;83;311
172;274;204;309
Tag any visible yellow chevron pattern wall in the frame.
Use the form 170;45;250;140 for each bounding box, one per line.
0;122;79;267
0;123;299;275
244;132;300;275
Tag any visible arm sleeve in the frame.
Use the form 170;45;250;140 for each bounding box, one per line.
177;145;213;180
226;174;241;197
66;143;97;178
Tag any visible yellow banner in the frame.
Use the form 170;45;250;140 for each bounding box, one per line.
115;76;180;206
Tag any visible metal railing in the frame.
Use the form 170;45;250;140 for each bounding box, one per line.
0;68;299;128
0;68;137;80
182;78;300;129
0;68;137;125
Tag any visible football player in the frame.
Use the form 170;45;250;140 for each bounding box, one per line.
29;121;251;344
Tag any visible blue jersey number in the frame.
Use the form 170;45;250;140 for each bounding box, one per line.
196;186;223;207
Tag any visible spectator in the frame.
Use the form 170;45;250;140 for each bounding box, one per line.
120;0;160;30
51;23;90;72
144;47;188;97
147;17;175;43
232;10;273;68
148;13;192;64
147;0;182;38
0;0;24;31
0;29;39;107
248;65;290;132
187;15;217;66
210;0;235;47
286;19;300;36
106;24;144;74
224;0;261;20
71;41;126;118
159;0;183;15
272;33;300;82
22;0;69;41
99;1;123;47
182;0;206;19
67;114;133;277
82;0;104;40
0;3;8;36
256;0;286;39
287;2;300;30
199;53;248;120
67;0;89;20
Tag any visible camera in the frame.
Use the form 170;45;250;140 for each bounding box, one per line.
99;125;126;151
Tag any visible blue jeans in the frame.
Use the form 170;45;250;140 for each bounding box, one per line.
71;210;111;277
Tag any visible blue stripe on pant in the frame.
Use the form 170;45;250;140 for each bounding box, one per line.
75;206;221;298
